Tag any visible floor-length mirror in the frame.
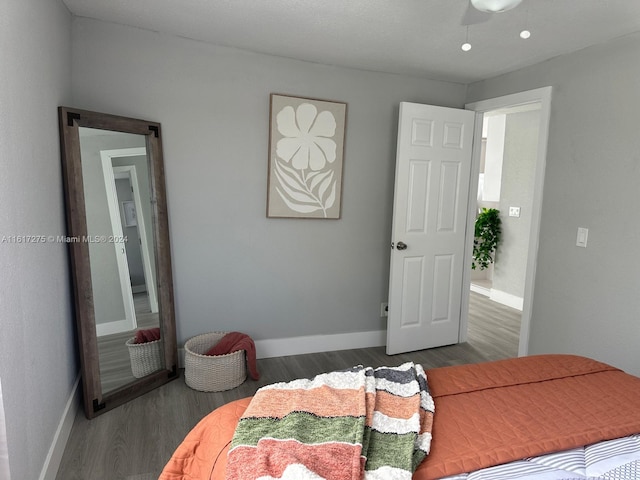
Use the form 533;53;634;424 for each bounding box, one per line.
59;107;177;419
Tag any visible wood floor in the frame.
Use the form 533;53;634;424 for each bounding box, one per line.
56;292;520;480
98;293;159;393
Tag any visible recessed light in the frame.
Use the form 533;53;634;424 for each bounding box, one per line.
520;29;531;39
462;42;472;52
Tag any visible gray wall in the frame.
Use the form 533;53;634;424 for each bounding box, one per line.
468;32;640;377
70;17;467;345
493;110;539;299
0;1;74;479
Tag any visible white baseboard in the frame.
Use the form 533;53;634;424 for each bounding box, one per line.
96;318;131;337
177;329;387;367
489;289;524;311
470;283;491;297
39;373;81;480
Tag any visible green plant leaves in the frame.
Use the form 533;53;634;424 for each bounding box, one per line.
472;208;501;270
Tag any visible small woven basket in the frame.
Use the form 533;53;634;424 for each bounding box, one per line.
184;332;247;392
125;337;163;378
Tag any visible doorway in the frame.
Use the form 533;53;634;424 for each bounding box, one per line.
462;87;552;357
96;147;159;336
112;165;159;315
471;103;541;308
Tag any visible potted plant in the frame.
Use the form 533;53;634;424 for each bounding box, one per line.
472;208;502;270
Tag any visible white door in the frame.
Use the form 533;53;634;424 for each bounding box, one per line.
386;102;475;355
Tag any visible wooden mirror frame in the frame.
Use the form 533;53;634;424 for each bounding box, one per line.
58;106;178;419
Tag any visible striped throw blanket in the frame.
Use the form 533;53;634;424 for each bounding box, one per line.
226;362;434;480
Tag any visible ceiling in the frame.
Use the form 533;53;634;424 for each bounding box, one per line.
62;0;640;84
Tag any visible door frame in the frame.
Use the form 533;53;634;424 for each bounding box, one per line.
461;86;553;357
96;146;158;336
96;149;139;336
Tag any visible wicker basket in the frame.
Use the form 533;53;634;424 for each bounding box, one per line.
184;332;247;392
126;337;163;378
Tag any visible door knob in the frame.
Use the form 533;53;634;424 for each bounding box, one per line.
396;241;408;250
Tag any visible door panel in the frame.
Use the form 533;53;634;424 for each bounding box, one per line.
407;161;430;232
387;102;475;355
438;161;461;231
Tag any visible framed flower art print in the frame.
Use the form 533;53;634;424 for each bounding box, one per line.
267;94;347;219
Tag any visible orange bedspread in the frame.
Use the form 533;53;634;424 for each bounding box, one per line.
160;355;640;480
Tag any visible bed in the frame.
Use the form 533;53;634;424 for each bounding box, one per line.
160;354;640;479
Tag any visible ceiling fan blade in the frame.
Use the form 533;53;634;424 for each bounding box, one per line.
461;1;491;25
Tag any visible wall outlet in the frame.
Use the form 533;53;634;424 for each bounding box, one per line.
380;302;388;317
509;206;521;217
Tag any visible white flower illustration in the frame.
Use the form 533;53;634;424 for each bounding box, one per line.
273;158;336;217
276;103;337;171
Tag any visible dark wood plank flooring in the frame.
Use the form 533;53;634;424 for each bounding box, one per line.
56;292;520;480
98;294;159;393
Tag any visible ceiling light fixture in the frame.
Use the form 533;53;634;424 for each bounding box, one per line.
519;7;531;39
461;26;472;51
470;0;523;13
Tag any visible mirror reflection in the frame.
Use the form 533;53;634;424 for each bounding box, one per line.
78;127;161;394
